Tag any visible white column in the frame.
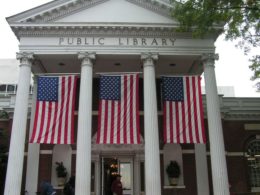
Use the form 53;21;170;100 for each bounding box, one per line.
134;154;141;195
25;77;40;195
4;52;33;195
94;157;100;195
141;53;161;195
195;144;210;195
202;53;229;195
75;52;95;195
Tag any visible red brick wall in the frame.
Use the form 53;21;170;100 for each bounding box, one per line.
38;154;52;190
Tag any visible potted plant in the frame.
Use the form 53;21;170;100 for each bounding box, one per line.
55;161;67;186
166;160;180;186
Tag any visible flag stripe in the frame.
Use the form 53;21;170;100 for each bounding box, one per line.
163;76;206;144
97;74;140;144
30;75;77;144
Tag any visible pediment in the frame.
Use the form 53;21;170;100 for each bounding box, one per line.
55;0;175;24
7;0;176;25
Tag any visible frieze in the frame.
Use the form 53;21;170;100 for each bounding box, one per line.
58;37;176;47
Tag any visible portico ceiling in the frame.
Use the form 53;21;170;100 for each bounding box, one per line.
32;54;203;76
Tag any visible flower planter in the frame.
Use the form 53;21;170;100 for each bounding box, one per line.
168;177;178;186
57;177;66;186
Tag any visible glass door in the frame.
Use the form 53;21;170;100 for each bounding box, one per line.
101;157;133;195
119;158;133;195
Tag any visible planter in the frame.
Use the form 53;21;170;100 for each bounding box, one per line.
168;177;178;186
57;177;66;186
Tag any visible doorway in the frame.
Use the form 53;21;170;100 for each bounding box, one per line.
101;157;133;195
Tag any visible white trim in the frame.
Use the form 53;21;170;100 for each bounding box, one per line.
24;149;247;157
244;124;260;131
251;187;260;192
163;185;186;189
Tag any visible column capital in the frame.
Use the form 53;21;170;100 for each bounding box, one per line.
16;52;34;67
201;53;219;68
141;53;159;61
141;53;158;67
78;52;96;67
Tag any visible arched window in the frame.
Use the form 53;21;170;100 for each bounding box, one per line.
246;139;260;189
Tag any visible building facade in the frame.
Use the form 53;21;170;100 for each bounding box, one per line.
2;0;260;195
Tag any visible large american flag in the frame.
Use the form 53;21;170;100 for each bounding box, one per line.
30;75;77;144
162;76;206;144
96;74;140;144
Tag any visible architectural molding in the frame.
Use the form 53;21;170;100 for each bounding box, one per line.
141;52;158;67
13;26;182;38
6;0;173;24
31;0;109;23
201;53;219;68
126;0;171;17
16;52;34;65
78;52;96;66
15;0;171;23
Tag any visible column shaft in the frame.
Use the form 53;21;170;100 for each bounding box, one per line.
25;78;40;195
4;53;33;195
195;144;210;195
94;159;100;195
134;154;141;195
142;53;161;195
75;53;95;195
203;54;229;195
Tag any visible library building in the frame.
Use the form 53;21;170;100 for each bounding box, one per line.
0;0;260;195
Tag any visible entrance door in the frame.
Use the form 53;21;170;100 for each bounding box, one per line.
101;157;133;195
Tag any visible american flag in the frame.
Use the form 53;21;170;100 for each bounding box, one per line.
96;74;140;144
162;76;206;144
30;75;77;144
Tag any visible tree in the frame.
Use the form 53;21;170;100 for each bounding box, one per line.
171;0;260;86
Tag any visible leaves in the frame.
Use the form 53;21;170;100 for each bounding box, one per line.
171;0;260;80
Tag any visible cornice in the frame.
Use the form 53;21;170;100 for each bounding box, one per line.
12;25;194;38
222;113;260;121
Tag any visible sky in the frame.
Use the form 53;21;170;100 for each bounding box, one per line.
0;0;259;97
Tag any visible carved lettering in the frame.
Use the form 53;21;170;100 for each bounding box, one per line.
59;37;64;45
77;38;82;45
57;37;177;47
169;38;176;46
151;38;158;46
84;38;89;45
98;38;105;45
141;38;147;46
68;38;74;45
133;38;138;46
162;38;167;46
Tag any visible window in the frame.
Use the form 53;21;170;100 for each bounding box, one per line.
0;128;3;136
7;85;16;93
0;85;7;92
246;139;260;189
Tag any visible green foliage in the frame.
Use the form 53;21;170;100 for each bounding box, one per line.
55;162;67;178
0;110;8;119
166;161;181;178
171;0;260;80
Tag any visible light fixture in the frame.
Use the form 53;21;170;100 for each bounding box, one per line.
114;62;121;66
58;62;65;66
